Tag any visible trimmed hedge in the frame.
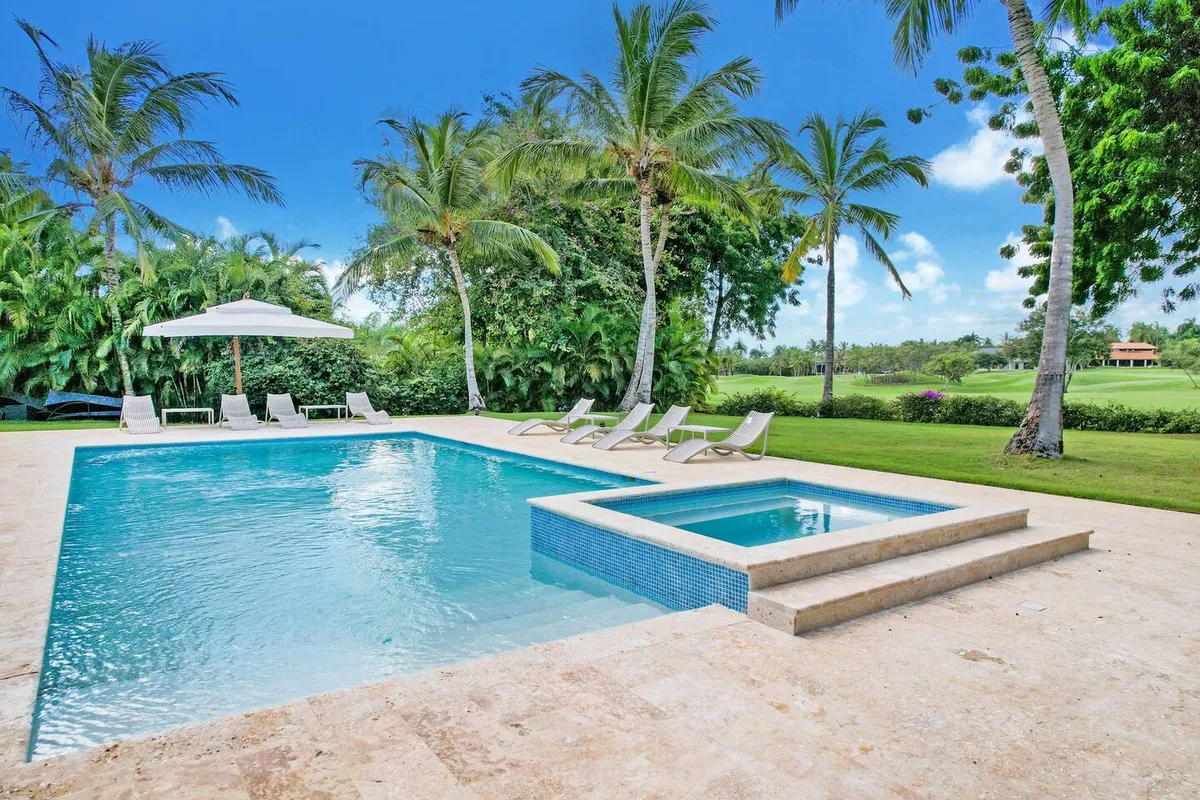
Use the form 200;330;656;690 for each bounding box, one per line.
818;394;898;421
715;390;1200;434
714;388;818;417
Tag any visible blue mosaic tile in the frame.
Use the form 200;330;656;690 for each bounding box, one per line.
531;507;749;613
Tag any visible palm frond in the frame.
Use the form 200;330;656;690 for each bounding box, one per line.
336;232;422;293
143;162;283;205
464;219;560;274
858;225;911;298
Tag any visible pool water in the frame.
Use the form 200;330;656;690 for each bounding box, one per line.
595;480;953;548
31;434;665;759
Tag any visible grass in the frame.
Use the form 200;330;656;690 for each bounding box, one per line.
713;367;1200;410
486;411;1200;514
0;419;117;431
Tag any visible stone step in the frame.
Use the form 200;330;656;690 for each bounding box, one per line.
747;506;1030;590
748;524;1091;635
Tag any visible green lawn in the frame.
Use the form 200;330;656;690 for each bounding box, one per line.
712;367;1200;410
0;419;117;432
486;411;1200;514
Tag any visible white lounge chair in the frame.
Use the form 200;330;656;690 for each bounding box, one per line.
219;394;261;431
346;392;391;425
265;393;309;429
118;395;161;434
508;398;594;436
593;404;690;450
663;411;774;464
561;402;654;445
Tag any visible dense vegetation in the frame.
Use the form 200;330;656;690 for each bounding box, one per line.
4;0;1200;460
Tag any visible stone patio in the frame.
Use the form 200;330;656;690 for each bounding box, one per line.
1;416;1197;798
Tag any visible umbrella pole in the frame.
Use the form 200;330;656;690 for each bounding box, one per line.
233;335;243;395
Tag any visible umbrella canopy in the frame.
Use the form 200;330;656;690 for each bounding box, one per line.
143;296;353;393
143;297;353;339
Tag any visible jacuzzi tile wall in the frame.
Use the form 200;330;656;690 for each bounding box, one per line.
593;478;955;518
530;507;748;612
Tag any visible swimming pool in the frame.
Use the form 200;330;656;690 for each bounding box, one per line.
591;480;955;548
31;434;665;759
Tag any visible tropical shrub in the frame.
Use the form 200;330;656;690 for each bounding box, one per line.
713;389;1195;434
715;389;817;418
896;390;944;422
935;395;1025;427
202;339;380;415
818;394;898;421
382;360;468;416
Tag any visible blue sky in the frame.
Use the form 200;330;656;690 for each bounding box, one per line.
0;0;1183;343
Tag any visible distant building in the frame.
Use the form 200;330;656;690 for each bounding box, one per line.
1105;342;1158;367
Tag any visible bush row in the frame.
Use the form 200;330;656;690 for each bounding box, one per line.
713;388;1200;434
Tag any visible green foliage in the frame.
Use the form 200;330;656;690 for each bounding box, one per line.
975;351;1009;370
382;361;469;416
202;339;378;415
896;391;943;422
1159;338;1200;387
923;352;977;383
1063;402;1200;434
936;394;1026;427
817;394;899;421
921;0;1200;313
718;384;1195;433
715;388;818;417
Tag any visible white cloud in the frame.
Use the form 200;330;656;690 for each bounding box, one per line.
930;106;1022;191
984;233;1036;294
885;231;956;303
215;216;239;240
899;260;950;303
891;231;936;261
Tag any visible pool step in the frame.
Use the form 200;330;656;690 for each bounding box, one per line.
748;524;1091;635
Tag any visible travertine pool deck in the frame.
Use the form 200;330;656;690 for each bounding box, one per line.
1;416;1197;798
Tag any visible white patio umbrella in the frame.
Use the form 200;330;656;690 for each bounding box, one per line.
143;294;353;394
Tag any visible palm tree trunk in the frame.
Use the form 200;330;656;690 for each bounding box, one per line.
618;182;659;410
1002;0;1075;458
103;219;135;395
822;236;836;400
446;241;485;412
708;271;726;355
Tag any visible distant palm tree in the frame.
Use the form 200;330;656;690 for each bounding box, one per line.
493;1;783;409
337;112;559;412
767;110;929;399
776;0;1090;457
3;21;282;395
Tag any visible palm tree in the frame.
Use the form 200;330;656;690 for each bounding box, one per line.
493;0;784;410
337;112;559;412
3;20;282;395
767;111;929;399
776;0;1088;457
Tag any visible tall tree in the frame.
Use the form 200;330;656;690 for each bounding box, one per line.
338;112;559;412
494;0;783;409
766;110;929;399
777;0;1091;456
2;20;282;395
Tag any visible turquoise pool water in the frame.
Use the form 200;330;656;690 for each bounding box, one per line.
595;480;953;548
31;434;664;759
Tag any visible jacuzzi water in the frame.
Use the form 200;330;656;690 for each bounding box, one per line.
594;480;953;548
30;434;665;759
